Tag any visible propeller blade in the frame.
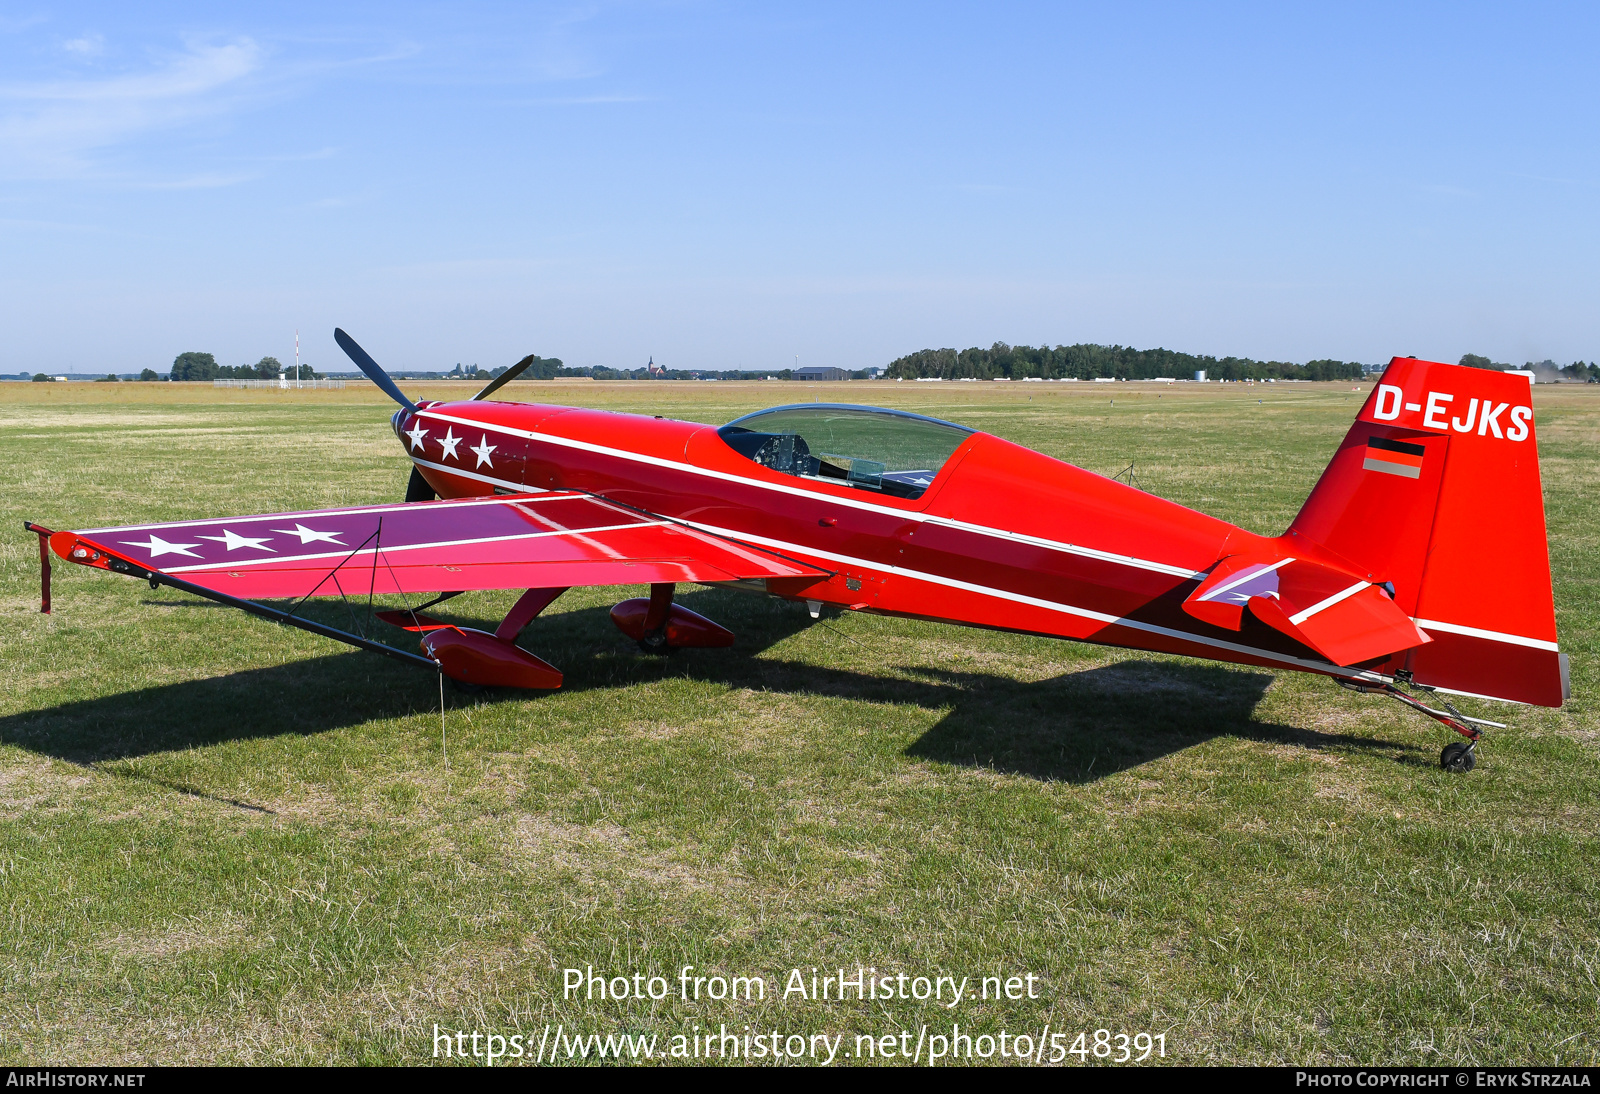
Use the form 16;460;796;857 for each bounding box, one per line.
335;328;417;412
472;354;538;401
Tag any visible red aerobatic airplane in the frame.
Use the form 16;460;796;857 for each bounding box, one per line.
26;332;1567;773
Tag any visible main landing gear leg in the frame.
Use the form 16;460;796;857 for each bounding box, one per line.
376;587;569;691
638;583;675;655
608;585;735;654
1338;677;1503;773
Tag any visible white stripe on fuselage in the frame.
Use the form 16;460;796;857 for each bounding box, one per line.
408;440;1561;665
1411;617;1560;653
415;409;1209;580
673;516;1396;684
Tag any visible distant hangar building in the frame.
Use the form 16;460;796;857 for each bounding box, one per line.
794;366;850;381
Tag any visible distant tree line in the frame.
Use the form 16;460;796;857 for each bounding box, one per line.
104;344;1596;387
885;343;1366;382
1460;354;1599;381
167;352;318;381
472;357;794;381
545;365;795;381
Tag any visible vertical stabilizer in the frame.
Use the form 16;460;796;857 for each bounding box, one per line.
1286;358;1565;706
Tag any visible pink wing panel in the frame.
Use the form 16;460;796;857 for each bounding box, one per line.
55;492;825;599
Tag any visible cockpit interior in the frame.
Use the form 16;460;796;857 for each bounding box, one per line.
717;405;975;501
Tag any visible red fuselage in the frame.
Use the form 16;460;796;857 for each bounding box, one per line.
398;399;1366;685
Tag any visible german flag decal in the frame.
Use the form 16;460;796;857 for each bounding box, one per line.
1363;436;1425;478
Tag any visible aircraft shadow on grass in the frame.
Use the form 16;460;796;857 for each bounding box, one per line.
6;587;1421;783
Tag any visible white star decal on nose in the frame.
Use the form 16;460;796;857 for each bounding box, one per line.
438;427;462;460
197;529;275;552
405;422;428;451
269;523;345;545
471;435;496;468
120;534;202;558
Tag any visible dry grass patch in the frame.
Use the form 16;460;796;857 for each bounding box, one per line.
0;758;94;815
508;813;745;897
101;914;253;960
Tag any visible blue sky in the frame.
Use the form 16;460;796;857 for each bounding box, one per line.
2;2;1596;374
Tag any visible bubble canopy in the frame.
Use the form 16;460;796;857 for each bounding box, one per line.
717;404;976;500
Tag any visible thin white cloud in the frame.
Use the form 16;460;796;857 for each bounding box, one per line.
377;257;558;278
527;3;606;81
515;93;652;104
0;216;101;232
144;171;258;190
1505;170;1588;187
306;194;364;209
260;145;339;162
1414;182;1475;198
62;33;104;57
0;38;262;178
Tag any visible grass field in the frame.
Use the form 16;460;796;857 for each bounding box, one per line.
2;378;1596;1066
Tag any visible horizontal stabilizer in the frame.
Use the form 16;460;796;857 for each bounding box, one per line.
1182;555;1290;631
1184;553;1430;666
1245;583;1430;667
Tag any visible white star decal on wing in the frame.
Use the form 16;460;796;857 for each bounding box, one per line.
269;523;345;545
197;529;275;552
406;422;429;451
438;427;462;460
471;435;496;468
120;534;201;558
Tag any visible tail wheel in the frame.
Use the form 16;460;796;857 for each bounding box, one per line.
1440;741;1477;773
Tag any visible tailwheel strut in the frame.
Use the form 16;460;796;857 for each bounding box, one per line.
1337;677;1504;773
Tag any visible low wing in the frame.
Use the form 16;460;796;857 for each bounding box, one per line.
49;491;826;598
1183;553;1430;667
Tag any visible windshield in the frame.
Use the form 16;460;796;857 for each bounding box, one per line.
717;404;975;500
